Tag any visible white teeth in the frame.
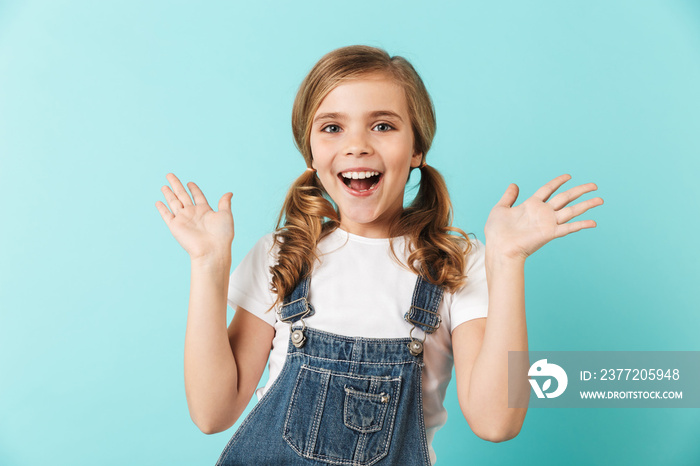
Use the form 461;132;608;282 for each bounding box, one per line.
341;171;380;179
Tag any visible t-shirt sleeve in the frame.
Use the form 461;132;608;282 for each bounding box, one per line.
227;233;278;327
448;238;489;332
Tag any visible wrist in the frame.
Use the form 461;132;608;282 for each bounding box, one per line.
191;251;232;269
485;244;527;268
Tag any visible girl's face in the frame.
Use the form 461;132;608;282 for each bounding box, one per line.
310;73;422;238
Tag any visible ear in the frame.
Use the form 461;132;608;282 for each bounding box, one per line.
410;151;423;168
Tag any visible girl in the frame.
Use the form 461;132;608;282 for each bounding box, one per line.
156;45;602;465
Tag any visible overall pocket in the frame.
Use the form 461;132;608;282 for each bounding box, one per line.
283;364;402;465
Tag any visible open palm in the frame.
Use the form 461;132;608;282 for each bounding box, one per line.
155;173;234;260
485;174;603;260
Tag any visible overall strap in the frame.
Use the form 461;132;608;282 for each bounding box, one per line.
277;275;315;348
404;273;444;356
277;275;315;323
405;275;444;333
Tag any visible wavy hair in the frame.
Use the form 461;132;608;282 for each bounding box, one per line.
269;45;472;309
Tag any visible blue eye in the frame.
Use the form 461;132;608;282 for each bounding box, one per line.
321;124;341;133
374;123;394;132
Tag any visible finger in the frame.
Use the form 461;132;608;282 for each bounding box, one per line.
161;185;184;214
497;183;519;207
166;173;194;206
218;192;233;213
548;183;598;211
554;219;597;238
187;181;211;208
155;200;174;224
532;174;572;202
555;197;604;224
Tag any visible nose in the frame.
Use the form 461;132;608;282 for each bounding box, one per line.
343;127;373;157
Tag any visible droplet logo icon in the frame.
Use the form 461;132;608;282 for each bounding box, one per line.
528;359;568;399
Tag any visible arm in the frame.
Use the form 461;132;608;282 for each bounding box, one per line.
453;174;603;442
184;255;274;434
452;255;528;442
155;173;274;434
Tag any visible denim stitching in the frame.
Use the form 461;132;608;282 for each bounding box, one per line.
292;326;415;344
372;376;402;466
410;275;421;308
349;339;360;374
295;364;403;382
282;364;317;455
288;352;416;366
355;378;379;461
289;369;401;465
306;368;330;456
342;386;388;433
323;380;403;466
356;431;368;465
415;363;431;465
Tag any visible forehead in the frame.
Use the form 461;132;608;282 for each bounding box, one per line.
314;73;409;116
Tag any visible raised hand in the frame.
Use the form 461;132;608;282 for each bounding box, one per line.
155;173;234;260
484;174;603;260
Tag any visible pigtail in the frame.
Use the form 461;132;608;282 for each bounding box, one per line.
269;169;339;310
389;164;472;292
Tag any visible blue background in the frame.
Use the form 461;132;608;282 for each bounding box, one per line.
1;1;699;464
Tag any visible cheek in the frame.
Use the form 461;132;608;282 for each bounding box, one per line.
310;138;334;164
379;136;414;161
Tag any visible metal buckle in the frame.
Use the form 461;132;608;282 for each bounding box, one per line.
278;297;312;349
277;297;312;324
405;305;442;334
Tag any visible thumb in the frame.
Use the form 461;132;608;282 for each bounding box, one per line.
218;192;233;213
497;183;519;207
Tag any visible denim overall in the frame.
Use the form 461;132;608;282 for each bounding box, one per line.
216;272;444;466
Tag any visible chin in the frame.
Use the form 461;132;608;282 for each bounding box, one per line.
341;212;380;226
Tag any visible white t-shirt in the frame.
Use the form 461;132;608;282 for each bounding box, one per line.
227;227;489;464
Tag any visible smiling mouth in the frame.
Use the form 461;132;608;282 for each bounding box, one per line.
338;171;382;192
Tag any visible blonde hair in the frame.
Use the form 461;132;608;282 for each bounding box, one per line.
270;45;472;309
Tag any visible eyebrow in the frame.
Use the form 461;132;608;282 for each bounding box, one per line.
312;110;404;124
